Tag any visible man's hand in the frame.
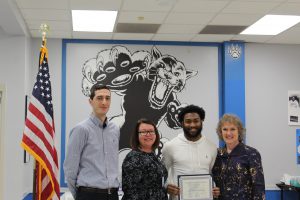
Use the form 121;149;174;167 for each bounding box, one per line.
167;184;180;196
212;187;220;198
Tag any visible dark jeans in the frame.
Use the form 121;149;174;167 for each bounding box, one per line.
76;189;119;200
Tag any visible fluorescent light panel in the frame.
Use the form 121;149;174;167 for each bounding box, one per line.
72;10;117;32
241;15;300;35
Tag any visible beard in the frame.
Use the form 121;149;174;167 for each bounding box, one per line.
183;126;202;140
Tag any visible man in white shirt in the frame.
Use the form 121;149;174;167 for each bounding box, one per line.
162;105;219;200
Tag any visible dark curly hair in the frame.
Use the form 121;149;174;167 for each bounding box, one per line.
178;105;205;123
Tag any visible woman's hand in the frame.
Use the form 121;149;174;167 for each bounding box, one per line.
212;187;220;198
167;184;180;196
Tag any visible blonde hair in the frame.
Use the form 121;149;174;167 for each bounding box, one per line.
216;114;245;142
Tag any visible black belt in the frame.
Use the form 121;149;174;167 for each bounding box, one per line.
78;186;118;194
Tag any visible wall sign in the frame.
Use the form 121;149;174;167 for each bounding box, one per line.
288;91;300;125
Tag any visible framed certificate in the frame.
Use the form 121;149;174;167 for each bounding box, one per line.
178;174;213;200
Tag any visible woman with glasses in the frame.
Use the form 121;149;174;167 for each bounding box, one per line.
121;118;168;200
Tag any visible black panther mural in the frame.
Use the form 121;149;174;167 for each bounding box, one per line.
81;45;197;151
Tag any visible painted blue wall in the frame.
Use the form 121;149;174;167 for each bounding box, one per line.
266;190;299;200
221;42;245;124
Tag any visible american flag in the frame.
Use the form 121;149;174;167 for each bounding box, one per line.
21;44;60;200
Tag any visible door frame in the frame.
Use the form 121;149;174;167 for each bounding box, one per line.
0;84;6;200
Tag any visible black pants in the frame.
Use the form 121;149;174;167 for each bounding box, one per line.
76;189;119;200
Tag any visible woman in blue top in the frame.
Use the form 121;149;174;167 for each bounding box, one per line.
122;118;168;200
212;114;265;200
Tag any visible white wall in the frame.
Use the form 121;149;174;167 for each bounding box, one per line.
0;36;27;200
22;36;34;197
245;43;300;189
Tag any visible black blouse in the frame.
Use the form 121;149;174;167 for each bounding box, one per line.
212;143;265;200
121;149;168;200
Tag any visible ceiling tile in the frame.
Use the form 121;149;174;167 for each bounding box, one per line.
15;0;68;9
115;23;160;33
233;0;285;2
294;22;300;28
21;9;70;21
222;1;281;14
113;33;154;40
152;33;195;41
172;0;229;13
118;11;168;24
27;20;72;31
72;32;113;39
199;25;247;34
210;13;263;26
158;24;204;34
30;29;72;38
165;13;215;25
270;3;300;15
8;0;300;44
70;0;122;10
122;0;174;11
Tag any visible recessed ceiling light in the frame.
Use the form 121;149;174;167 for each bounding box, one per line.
240;15;300;35
72;10;118;32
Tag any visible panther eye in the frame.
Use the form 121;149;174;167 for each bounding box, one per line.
174;72;181;77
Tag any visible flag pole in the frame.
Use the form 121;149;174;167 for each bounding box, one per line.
40;23;49;47
31;23;50;200
32;161;36;200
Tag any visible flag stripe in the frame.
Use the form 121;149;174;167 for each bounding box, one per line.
24;120;54;160
25;102;59;169
23;122;53;161
21;136;58;184
30;94;54;130
27;100;53;138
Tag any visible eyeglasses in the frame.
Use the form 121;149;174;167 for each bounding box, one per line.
138;130;156;136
